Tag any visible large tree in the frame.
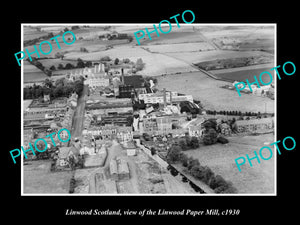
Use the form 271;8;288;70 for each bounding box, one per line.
135;58;144;71
74;80;84;95
77;59;85;68
190;136;200;149
167;144;182;163
65;63;75;70
114;58;120;65
53;85;64;98
203;128;218;145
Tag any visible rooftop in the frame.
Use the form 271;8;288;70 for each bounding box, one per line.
123;75;144;88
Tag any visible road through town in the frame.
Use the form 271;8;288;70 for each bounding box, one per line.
71;85;88;139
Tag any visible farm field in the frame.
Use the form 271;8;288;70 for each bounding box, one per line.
209;64;275;83
23;61;48;83
157;71;275;113
165;49;273;65
239;39;274;54
198;25;274;40
65;45;197;76
144;42;215;53
23;26;50;41
23;25;275;79
183;133;275;194
38;58;77;68
138;27;205;45
197;25;275;53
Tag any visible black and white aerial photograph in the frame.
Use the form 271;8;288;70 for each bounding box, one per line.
21;24;276;195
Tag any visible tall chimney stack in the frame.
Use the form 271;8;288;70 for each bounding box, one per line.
163;88;167;108
121;69;124;85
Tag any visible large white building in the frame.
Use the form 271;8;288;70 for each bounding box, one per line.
67;64;110;88
138;91;193;104
232;81;271;96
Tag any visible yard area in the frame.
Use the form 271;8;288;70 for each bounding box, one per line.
23;160;73;194
183;133;275;194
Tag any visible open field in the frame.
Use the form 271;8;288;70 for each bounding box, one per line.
144;42;215;53
23;61;48;83
165;49;273;65
138;27;205;45
23;25;274;79
157;71;275;113
183;133;275;194
65;45;197;76
197;25;274;40
209;64;275;83
24;39;126;59
23;26;50;41
197;25;275;53
239;39;274;54
23;160;73;194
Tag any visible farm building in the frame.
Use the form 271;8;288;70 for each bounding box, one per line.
109;157;130;181
117;158;130;180
109;159;118;180
188;125;205;137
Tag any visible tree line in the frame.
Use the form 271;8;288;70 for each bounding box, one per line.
166;150;237;193
24;77;84;100
206;109;274;117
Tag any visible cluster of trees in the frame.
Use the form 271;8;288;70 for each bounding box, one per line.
100;56;145;73
24;77;84;100
199;119;229;145
100;56;111;62
167;148;237;193
178;135;200;150
51;58;93;71
196;57;270;71
112;58;132;65
201;119;218;145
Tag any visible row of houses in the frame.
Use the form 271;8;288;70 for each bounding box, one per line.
187;117;274;137
61;107;75;131
82;125;133;142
